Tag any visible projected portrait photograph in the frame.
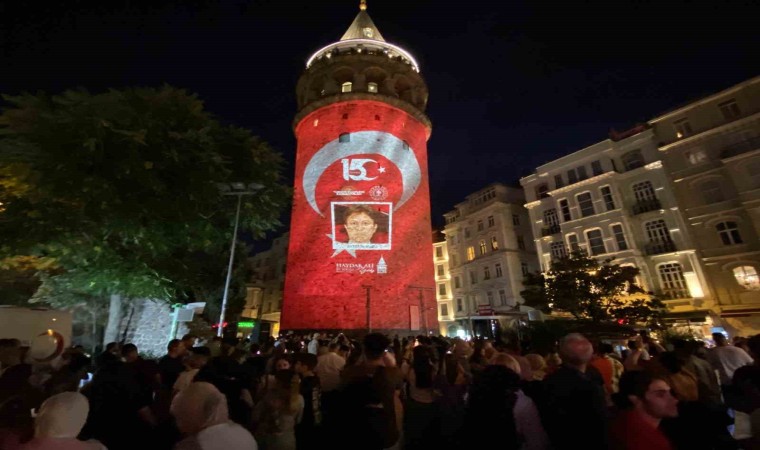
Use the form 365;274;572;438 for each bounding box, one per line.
331;202;392;250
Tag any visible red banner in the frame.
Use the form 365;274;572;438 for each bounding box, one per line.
282;100;437;332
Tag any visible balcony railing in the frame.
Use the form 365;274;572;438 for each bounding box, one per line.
720;136;760;159
658;288;691;300
632;198;662;215
644;240;677;255
541;224;561;236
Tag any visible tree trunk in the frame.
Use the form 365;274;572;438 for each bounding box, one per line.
103;294;123;345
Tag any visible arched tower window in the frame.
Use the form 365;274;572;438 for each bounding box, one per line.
341;82;353;93
368;82;378;93
734;266;760;290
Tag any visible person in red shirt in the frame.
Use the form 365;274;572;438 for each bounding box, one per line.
610;370;679;450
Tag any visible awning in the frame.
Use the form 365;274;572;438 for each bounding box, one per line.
720;308;760;318
662;310;710;322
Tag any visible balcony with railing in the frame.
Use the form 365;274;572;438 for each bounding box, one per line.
632;198;662;215
657;288;691;300
720;135;760;159
541;224;561;236
644;240;677;256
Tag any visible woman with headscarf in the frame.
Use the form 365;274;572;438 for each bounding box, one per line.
19;392;105;450
171;382;258;450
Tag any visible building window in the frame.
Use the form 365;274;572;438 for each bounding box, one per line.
456;298;463;312
658;263;689;298
435;246;443;258
622;149;645;171
470;271;478;284
536;184;550;199
554;174;564;189
586;229;606;255
645;219;672;243
747;160;760;189
454;276;461;289
633;180;657;202
674;119;693;139
486;291;494;306
611;224;628;251
716;221;743;245
477;220;484;231
495;263;503;278
544;208;560;228
368;82;378;93
577;192;595;217
440;303;448;316
685;149;708;165
451;254;458;267
483;266;491;280
499;289;508;306
719;100;741;120
576;166;588;181
479;240;487;255
517;236;526;250
567;169;578;184
700;179;725;203
488;215;495;227
438;283;447;296
339;133;350;143
550;242;567;260
600;186;615;211
512;214;520;225
464;228;471;238
341;81;353;93
733;266;760;291
521;262;530;276
567;234;580;253
437;264;445;276
491;237;499;251
591;160;603;176
559;199;572;221
467;246;475;261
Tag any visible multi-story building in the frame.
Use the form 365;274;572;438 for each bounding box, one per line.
520;76;760;336
245;232;289;338
648;76;760;333
433;231;455;336
442;183;539;338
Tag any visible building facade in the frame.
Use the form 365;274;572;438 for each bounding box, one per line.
442;183;539;338
433;232;455;336
245;232;289;339
648;76;760;333
282;2;437;333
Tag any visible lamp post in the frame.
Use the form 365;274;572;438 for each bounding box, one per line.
217;182;264;337
361;285;372;333
409;285;435;335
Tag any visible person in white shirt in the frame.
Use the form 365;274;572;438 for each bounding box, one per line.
307;333;320;355
708;332;753;386
315;343;346;393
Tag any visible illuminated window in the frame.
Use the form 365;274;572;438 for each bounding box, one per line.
517;236;526;250
600;186;615;211
577;192;595;217
733;266;760;291
700;179;724;204
586;229;606;256
488;215;495;227
491;236;499;251
550;242;567;260
339;133;350;143
454;276;461;289
495;263;503;278
611;224;628;251
368;82;378;93
486;291;494;306
719;100;741;120
456;298;463;312
716;221;743;245
470;271;478;284
438;283;447;296
685;149;708;165
483;266;491;280
437;264;445;276
622;150;645;171
674;119;693;139
559;199;572;221
499;289;508;306
341;82;353;93
479;240;487;255
658;263;689;298
591;160;603;176
477;220;484;231
440;303;449;316
467;246;475;261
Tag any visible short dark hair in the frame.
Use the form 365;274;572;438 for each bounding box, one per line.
363;333;390;360
181;334;197;342
121;343;138;357
167;339;182;352
613;370;667;409
294;352;318;370
343;204;377;225
713;332;727;344
105;342;119;351
747;335;760;357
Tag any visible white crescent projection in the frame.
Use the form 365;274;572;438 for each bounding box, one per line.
303;130;422;216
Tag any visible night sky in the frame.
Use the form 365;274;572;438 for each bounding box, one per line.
2;0;758;235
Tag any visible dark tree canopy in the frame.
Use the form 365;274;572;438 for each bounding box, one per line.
521;251;665;325
0;86;289;308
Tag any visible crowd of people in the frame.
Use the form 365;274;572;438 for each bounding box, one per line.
2;329;760;450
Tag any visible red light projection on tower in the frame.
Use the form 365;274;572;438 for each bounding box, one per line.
282;101;436;332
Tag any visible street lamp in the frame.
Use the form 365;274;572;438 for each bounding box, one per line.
216;182;264;337
409;285;435;335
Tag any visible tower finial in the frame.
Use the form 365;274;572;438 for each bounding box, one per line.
360;0;367;11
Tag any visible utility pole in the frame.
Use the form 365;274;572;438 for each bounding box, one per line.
409;285;434;335
361;285;372;333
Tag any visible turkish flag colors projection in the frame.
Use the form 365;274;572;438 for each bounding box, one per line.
282;100;437;333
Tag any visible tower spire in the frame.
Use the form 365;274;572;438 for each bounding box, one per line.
360;0;367;11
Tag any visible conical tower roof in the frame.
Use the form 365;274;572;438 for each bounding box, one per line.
339;2;385;42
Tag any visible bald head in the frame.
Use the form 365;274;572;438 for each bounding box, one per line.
559;333;593;367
